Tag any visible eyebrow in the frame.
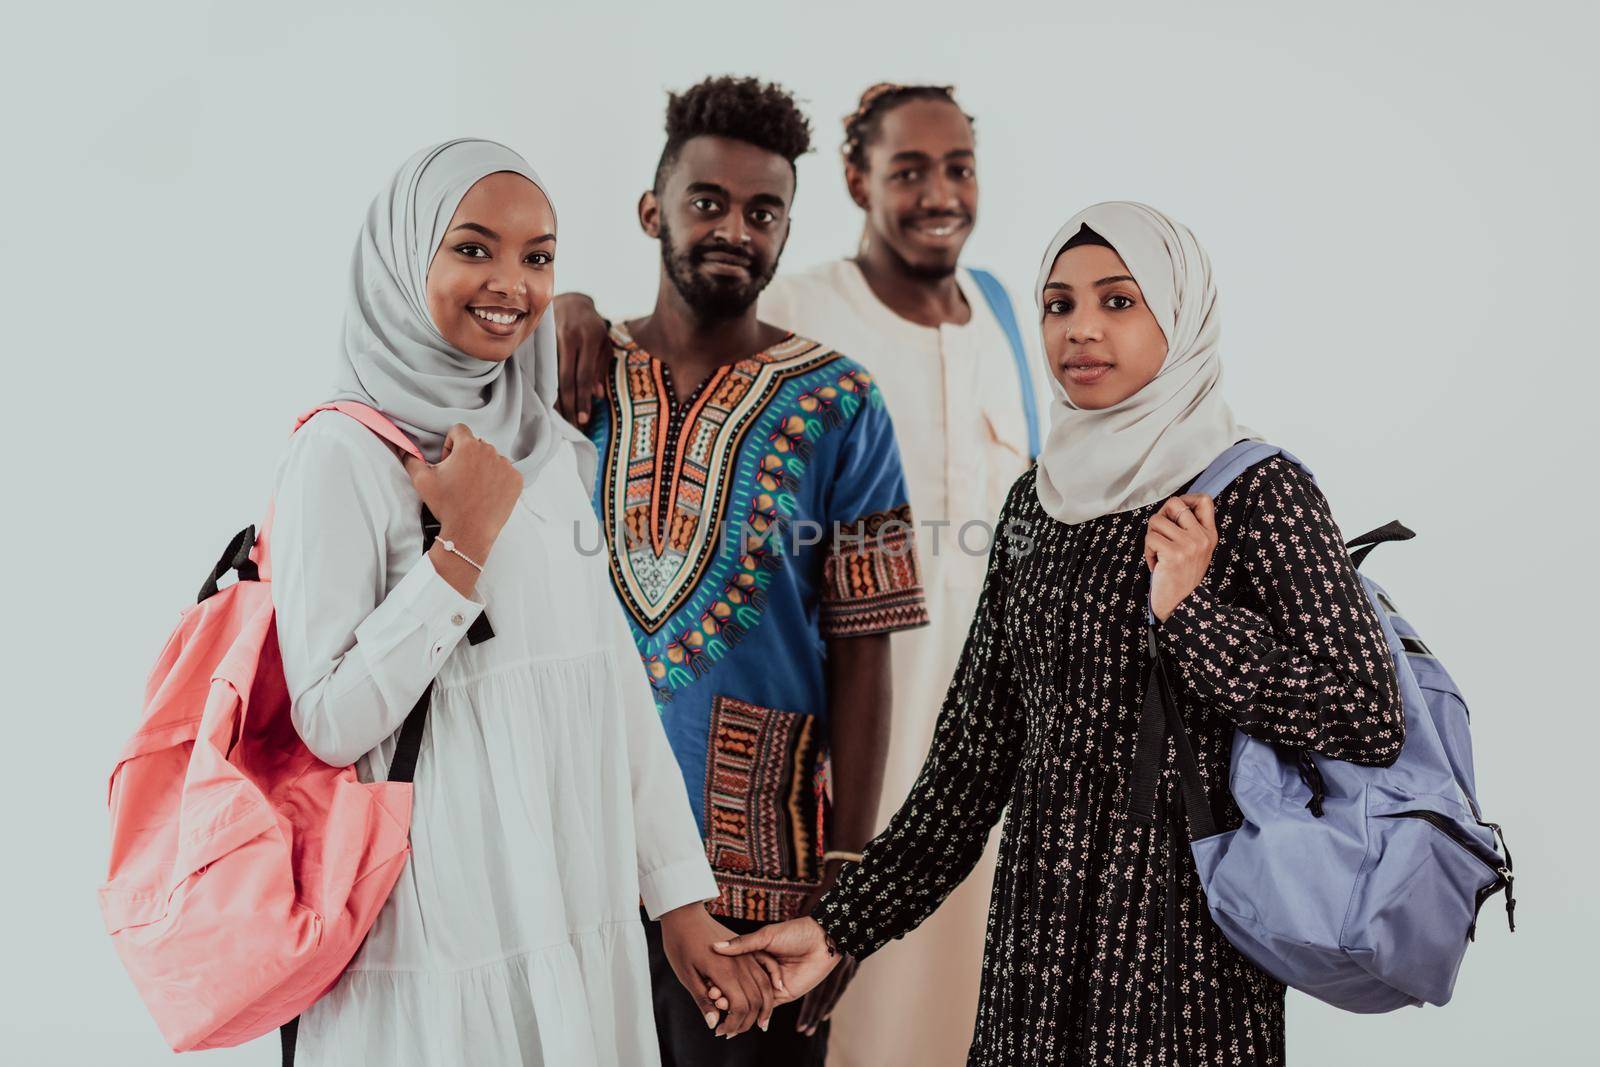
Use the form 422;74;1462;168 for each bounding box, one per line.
1043;275;1137;292
448;222;499;240
888;149;976;164
447;221;555;245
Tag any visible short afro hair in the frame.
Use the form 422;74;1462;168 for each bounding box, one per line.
654;75;813;192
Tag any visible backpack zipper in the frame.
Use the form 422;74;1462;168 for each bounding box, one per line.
1380;810;1515;936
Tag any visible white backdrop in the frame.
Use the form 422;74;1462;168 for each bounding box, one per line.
4;1;1595;1064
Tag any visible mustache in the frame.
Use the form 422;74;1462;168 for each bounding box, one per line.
690;242;757;266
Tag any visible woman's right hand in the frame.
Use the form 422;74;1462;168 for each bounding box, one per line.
712;917;841;1006
402;424;522;590
552;292;611;426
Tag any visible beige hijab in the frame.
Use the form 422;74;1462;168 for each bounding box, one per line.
1033;201;1253;525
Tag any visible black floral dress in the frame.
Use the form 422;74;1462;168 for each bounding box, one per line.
813;457;1404;1066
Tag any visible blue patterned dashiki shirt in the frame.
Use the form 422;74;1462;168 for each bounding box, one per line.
585;323;929;921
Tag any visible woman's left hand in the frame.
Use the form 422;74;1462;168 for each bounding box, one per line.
1145;493;1218;622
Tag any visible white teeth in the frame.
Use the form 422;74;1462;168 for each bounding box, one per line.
472;308;520;325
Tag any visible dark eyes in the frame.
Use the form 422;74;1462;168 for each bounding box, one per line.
692;198;779;226
452;243;553;267
1044;294;1138;314
891;165;975;182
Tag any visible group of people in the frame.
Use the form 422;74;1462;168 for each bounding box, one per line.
267;75;1404;1067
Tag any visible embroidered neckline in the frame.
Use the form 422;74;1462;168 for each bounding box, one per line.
610;323;800;553
596;325;839;638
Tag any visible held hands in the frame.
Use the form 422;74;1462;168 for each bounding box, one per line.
659;903;783;1038
712;917;843;1020
1144;493;1218;622
552;293;611;426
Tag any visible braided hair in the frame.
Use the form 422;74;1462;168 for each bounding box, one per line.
654;75;813;192
841;83;975;169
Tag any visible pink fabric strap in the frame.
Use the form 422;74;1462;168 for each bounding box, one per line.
292;401;424;460
252;402;425;582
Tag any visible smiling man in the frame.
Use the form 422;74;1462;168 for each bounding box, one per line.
557;82;1043;1067
753;81;1050;1067
576;77;929;1067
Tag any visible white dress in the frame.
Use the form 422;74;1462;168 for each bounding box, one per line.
270;410;717;1067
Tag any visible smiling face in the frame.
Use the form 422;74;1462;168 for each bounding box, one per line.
641;134;794;319
849;98;977;279
425;171;556;363
1041;243;1169;408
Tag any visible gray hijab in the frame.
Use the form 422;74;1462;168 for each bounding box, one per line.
332;138;592;486
1033;201;1253;524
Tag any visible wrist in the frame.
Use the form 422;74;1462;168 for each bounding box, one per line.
658;900;709;930
438;525;495;566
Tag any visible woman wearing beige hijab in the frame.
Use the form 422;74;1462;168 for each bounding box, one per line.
714;202;1403;1065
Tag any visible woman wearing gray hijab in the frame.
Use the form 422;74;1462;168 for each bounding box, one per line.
713;202;1405;1065
270;140;775;1065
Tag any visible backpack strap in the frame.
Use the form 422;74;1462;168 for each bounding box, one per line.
292;401;425;460
968;268;1042;460
1346;519;1416;570
1126;439;1308;831
276;405;435;1067
250;404;424;586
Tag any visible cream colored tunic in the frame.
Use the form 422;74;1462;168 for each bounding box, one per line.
759;259;1048;1067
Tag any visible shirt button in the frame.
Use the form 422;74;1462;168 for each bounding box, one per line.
450;612;465;626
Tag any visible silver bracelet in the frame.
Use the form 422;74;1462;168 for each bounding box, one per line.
436;538;483;573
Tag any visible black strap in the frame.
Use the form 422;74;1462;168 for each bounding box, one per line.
1125;623;1217;841
1346;520;1415;570
281;504;448;1065
279;1017;297;1065
197;525;259;603
422;504;496;646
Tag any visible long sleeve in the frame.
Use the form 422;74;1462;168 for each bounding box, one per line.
1158;456;1404;765
811;482;1026;959
270;416;485;768
607;600;719;919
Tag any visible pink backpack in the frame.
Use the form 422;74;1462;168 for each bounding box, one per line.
100;402;431;1052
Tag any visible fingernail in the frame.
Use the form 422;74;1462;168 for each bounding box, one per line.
713;940;729;949
705;1012;719;1029
760;1021;769;1032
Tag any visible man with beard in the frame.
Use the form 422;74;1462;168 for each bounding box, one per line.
578;76;929;1067
558;83;1045;1067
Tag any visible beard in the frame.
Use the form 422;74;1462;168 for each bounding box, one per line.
660;217;779;320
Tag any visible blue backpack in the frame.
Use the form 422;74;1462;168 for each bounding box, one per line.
1127;441;1515;1013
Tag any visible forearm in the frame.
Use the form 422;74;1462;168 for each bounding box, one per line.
426;529;492;599
824;633;892;855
